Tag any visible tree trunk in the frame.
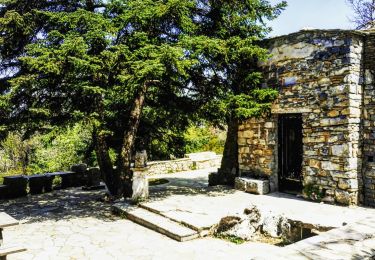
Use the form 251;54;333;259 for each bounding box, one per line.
118;83;148;198
217;117;239;185
92;94;122;197
93;127;122;196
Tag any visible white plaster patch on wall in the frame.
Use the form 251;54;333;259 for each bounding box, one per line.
264;42;321;65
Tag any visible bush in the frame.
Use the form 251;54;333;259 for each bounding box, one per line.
184;124;225;154
0;122;93;177
303;184;325;202
52;176;62;188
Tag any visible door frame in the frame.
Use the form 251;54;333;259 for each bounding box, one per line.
277;113;303;193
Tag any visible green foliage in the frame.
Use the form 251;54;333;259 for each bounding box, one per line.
303;184;325;202
0;122;93;175
184;124;225;154
0;0;286;195
52;175;62;188
0;132;40;175
215;234;246;245
30;123;93;173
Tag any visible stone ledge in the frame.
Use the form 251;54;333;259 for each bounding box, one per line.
235;177;270;195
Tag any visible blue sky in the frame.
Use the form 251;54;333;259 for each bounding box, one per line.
268;0;355;37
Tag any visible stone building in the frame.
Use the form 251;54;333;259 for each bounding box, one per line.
238;29;375;206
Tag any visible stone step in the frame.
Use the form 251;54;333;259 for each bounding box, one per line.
139;204;204;233
113;203;199;242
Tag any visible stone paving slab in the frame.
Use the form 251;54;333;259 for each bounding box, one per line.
114;202;199;242
252;218;375;259
283;217;375;260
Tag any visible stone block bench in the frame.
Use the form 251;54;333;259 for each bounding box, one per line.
2;176;28;199
27;174;49;195
0;186;8;200
49;171;76;189
235;177;270;195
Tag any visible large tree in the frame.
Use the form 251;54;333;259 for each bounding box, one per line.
1;0;285;197
183;0;285;185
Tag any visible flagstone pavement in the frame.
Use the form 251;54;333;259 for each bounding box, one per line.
0;169;279;260
1;168;375;259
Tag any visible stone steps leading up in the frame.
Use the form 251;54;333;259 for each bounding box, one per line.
113;203;200;242
138;203;209;235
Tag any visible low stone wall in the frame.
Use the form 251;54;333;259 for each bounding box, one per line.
146;153;222;175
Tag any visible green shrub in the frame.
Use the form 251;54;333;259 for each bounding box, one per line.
52;176;62;187
215;234;246;244
184;124;225;154
303;184;325;202
0;122;93;176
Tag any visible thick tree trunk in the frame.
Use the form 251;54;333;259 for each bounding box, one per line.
216;117;239;185
118;83;148;198
92;94;123;197
93;127;122;196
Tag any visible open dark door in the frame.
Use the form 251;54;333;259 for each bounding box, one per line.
278;114;303;193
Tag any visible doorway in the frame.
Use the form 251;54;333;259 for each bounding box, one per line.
278;114;303;193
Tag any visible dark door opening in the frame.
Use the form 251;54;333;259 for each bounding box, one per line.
278;114;303;193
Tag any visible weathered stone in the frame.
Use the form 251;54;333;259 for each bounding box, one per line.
234;177;270;195
309;159;321;169
234;178;247;191
135;150;148;168
331;144;349;157
132;169;149;202
321;161;342;171
335;189;351;205
262;214;287;238
327;110;339;117
71;164;87;173
338;178;358;190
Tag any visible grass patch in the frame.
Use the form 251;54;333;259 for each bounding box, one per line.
148;178;169;186
215;234;246;244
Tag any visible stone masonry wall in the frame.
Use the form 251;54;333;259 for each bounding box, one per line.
238;30;365;205
238;117;278;191
362;33;375;206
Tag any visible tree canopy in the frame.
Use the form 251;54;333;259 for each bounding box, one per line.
1;0;286;197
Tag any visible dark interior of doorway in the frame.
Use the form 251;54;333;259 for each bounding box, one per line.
278;114;303;194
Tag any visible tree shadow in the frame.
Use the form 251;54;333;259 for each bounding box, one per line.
147;175;237;202
0;188;118;224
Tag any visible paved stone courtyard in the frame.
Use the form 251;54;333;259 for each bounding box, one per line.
0;169;279;260
1;168;375;259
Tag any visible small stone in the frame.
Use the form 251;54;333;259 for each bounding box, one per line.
331;144;349;157
321;161;342;171
328;110;339;117
322;195;335;204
